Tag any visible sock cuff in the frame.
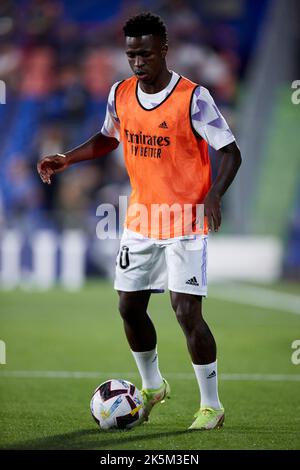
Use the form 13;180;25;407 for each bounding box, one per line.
192;360;217;370
131;347;157;357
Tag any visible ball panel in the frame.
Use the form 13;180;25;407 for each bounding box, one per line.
99;380;128;401
116;409;140;429
126;394;138;410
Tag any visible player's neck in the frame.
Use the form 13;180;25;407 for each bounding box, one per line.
138;67;172;94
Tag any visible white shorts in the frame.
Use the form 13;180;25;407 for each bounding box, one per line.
114;229;208;296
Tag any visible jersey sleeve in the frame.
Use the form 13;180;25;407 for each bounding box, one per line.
191;86;235;150
101;81;121;141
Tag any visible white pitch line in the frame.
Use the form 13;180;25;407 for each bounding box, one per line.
210;284;300;315
0;370;300;381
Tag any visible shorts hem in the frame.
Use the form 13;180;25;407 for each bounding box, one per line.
114;283;165;293
168;286;207;297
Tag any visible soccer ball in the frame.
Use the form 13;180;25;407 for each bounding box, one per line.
90;379;145;430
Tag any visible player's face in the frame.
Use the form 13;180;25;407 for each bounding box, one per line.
125;35;167;84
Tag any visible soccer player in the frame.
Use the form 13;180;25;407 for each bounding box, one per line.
37;12;241;430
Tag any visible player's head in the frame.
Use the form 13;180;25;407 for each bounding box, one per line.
123;12;168;84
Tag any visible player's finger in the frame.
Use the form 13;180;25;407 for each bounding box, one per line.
212;209;221;232
217;211;222;230
42;174;50;184
40;168;52;184
45;169;53;184
44;172;51;184
39;171;47;182
206;212;213;232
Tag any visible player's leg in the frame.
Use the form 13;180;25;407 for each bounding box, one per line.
170;292;220;401
169;292;216;364
118;290;170;419
170;291;224;430
114;230;166;389
118;289;163;384
114;231;170;419
118;289;155;352
166;236;224;429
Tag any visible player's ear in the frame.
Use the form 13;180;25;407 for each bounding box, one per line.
161;44;168;58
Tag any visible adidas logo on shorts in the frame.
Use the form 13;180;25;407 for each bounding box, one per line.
185;276;199;286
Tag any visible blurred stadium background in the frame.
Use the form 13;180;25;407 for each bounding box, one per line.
1;0;300;452
0;0;299;289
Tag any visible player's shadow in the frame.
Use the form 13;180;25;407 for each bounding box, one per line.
5;428;189;450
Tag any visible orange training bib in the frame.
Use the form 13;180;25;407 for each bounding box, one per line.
115;75;211;239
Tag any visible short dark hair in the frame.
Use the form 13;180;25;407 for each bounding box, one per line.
123;12;168;44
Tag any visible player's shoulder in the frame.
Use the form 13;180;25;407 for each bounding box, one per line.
110;76;136;98
107;80;126;107
192;85;214;102
189;85;218;118
178;74;199;91
109;80;123;98
179;76;213;102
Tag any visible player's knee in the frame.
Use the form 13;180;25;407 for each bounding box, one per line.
171;293;202;331
171;292;201;314
175;301;195;329
118;292;145;322
118;294;133;321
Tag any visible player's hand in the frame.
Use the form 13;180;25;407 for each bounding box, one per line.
203;190;222;232
37;154;69;184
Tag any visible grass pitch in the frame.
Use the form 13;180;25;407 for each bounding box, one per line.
0;281;299;450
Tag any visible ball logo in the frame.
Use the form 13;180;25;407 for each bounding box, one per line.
100;409;111;419
130;404;143;416
101;395;123;419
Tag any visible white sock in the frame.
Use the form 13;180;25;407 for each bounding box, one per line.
131;348;163;389
192;360;222;409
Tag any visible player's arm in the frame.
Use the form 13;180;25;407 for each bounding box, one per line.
37;132;119;185
38;82;121;185
191;86;242;232
203;141;242;232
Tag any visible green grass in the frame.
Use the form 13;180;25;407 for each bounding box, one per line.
0;281;300;450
